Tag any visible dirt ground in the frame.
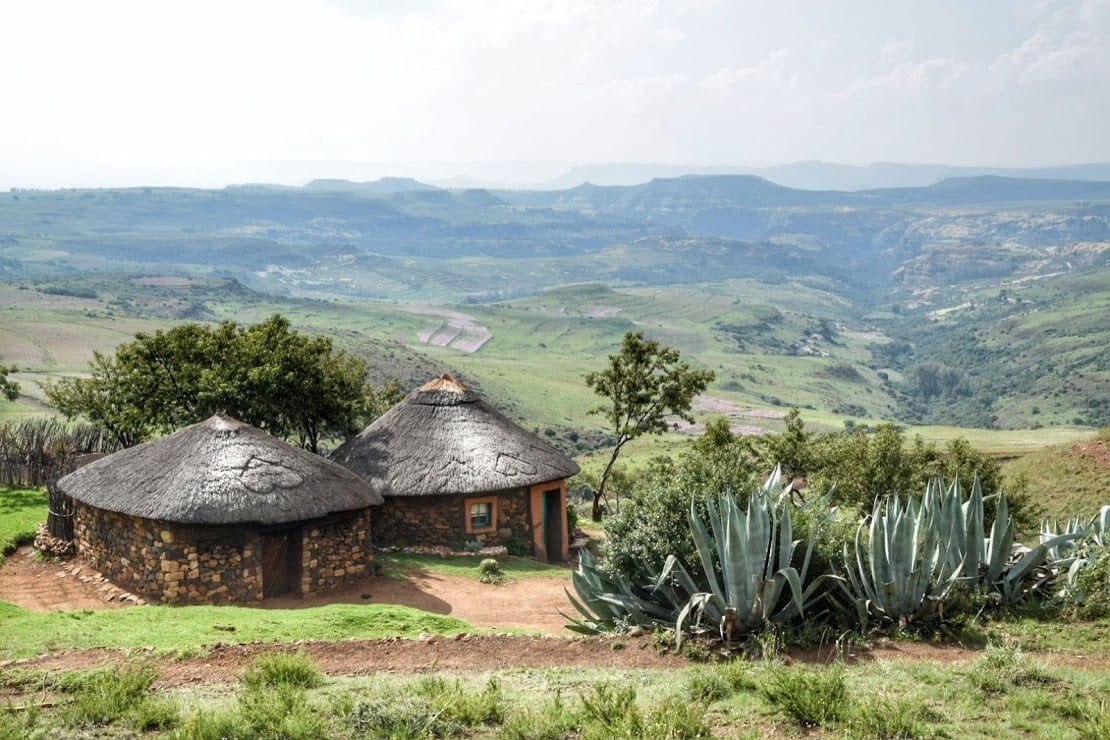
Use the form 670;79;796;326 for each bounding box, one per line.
0;546;574;635
0;547;138;611
2;547;1107;688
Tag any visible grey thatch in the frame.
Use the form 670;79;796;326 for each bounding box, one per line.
58;413;384;525
332;375;580;496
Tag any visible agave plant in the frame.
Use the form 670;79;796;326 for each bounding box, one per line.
839;475;1081;628
658;470;828;646
1046;505;1110;602
934;475;1069;603
838;490;961;629
563;548;692;635
564;467;827;643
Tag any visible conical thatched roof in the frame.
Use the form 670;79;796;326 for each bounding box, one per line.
331;375;580;496
58;413;384;525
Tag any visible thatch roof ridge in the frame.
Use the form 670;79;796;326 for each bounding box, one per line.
331;376;580;497
58;413;384;525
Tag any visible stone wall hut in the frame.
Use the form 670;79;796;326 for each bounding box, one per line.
332;375;580;561
56;413;383;605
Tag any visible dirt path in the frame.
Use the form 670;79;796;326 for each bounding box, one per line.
0;547;138;610
264;566;576;636
0;546;575;635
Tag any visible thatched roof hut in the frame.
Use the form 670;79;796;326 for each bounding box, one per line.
58;413;384;604
332;375;579;560
332;375;579;495
60;412;383;524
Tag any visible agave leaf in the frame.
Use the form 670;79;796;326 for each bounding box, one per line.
690;498;726;604
985;493;1013;584
961;475;984;580
654;554;701;600
675;592;717;648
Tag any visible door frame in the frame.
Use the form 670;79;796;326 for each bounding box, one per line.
528;480;568;562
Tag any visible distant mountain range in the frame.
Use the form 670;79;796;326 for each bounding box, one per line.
539;162;1110;192
2;168;1107;430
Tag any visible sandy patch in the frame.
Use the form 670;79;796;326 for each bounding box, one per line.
401;305;493;353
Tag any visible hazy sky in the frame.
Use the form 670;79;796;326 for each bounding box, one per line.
2;0;1108;188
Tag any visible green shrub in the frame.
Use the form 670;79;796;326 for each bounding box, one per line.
762;665;849;727
178;709;252;740
132;695;181;732
579;682;638;727
639;695;712;739
479;558;505;584
240;652;324;690
719;660;759;693
504;536;530;557
346;695;464;739
1067;545;1110;619
416;675;504;727
600;428;759;583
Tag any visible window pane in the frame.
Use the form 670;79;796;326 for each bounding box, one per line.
470;502;492;528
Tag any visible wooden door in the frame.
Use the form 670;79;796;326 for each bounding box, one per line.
543;490;564;562
261;528;302;597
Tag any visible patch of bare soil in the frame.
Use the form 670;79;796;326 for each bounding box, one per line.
5;634;1107;694
1070;439;1109;468
0;547;139;611
264;567;576;637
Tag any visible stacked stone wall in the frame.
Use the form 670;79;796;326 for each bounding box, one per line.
74;502;262;604
75;503;377;604
372;489;532;551
300;509;374;595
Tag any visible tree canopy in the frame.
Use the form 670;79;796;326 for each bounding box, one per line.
46;315;397;452
584;331;714;520
0;365;19;402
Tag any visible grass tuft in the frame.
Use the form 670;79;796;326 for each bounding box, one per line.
762;664;849;727
240;652;324;690
968;644;1057;695
61;663;179;731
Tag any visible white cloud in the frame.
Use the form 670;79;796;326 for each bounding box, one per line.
0;0;1107;186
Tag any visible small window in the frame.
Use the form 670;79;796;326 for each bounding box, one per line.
466;497;496;533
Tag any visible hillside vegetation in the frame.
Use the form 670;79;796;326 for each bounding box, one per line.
1;175;1106;435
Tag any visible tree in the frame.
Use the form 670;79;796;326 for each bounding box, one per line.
756;407;813;482
47;315;391;452
584;332;714;521
0;365;20;402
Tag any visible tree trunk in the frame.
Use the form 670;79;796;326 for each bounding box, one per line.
590;441;626;522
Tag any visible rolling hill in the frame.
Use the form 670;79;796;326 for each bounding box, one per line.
1;173;1107;432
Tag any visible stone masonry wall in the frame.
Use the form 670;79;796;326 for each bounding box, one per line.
372;489;532;551
300;509;374;596
74;501;263;605
75;503;378;604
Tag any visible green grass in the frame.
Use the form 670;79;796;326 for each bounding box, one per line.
0;600;475;660
0;486;46;561
6;648;1108;739
381;553;569;581
1001;431;1110;522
